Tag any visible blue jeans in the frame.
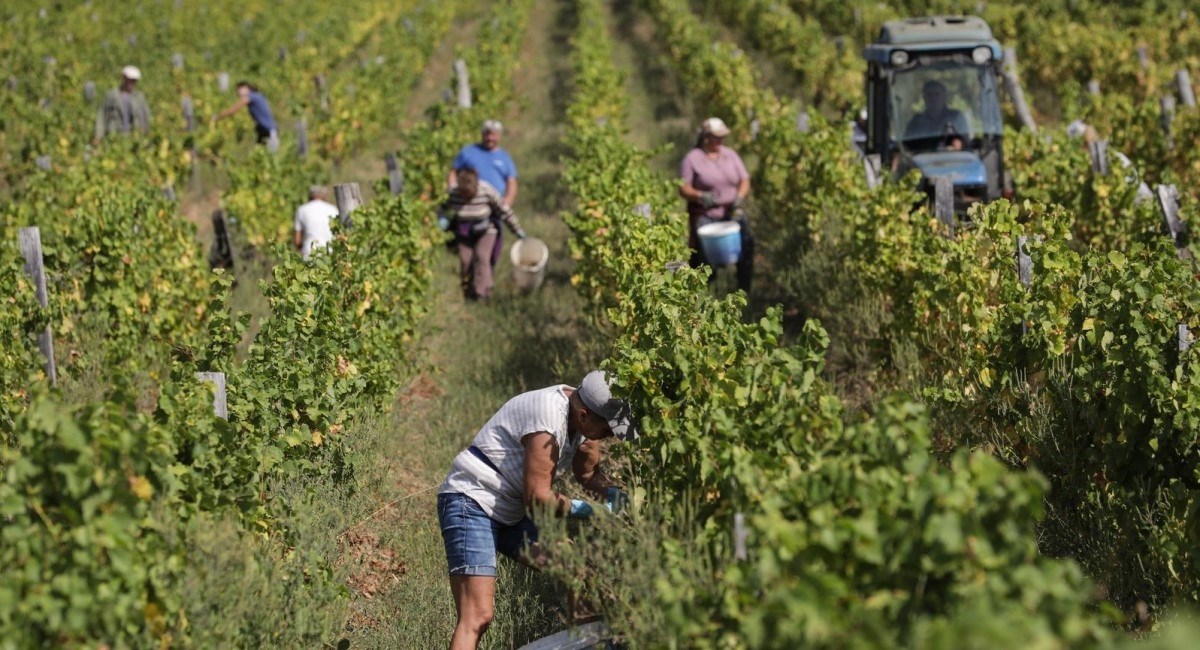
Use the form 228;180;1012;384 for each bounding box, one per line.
437;492;539;577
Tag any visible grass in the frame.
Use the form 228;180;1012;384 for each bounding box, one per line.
339;0;605;646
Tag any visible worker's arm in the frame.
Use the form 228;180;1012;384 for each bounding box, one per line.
212;97;249;123
503;177;518;208
572;439;613;499
489;188;525;238
523;432;573;516
293;229;303;250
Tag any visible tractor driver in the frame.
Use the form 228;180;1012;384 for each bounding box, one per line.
903;80;971;152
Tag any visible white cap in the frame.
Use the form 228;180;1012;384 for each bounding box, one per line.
578;371;638;440
700;117;731;137
121;65;142;81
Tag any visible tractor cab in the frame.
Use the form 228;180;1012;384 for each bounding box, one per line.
863;16;1011;211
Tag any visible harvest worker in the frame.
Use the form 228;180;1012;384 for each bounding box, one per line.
211;81;278;149
447;120;518;269
94;65;151;142
437;370;636;650
293;185;339;261
439;168;526;300
678;117;753;293
904;80;971;151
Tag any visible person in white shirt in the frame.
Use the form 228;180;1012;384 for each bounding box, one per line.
437;370;637;650
293;185;339;260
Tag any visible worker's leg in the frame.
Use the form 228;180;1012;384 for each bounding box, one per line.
456;238;475;299
438;493;501;650
450;575;496;650
472;230;498;299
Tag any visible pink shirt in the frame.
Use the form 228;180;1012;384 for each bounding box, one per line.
680;145;749;218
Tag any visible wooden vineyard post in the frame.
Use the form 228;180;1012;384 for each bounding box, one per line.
934;177;955;236
217;71;229;92
1160;96;1176;150
1180;325;1192;353
453;59;472;109
796;109;810;133
195;372;228;420
171;52;184;70
335;183;363;228
385;153;404;195
1156;184;1189;259
1086;79;1101;96
84;80;95;102
633;203;652;222
209;209;235;270
1002;48;1038;133
314;74;328;111
1088;140;1110;175
18;227;57;385
749;118;760;140
35;155;51;171
664;260;688;273
1178;69;1197;108
863;154;882;190
181;95;195;131
296;119;308;159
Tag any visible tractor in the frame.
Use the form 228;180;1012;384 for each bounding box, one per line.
862;15;1013;213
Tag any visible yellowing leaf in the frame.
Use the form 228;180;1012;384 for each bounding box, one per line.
129;475;154;501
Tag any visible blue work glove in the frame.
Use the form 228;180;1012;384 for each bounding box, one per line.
568;499;594;519
437;215;451;231
604;487;629;514
515;228;527;240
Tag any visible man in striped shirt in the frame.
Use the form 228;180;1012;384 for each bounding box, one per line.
438;371;636;650
439;167;526;300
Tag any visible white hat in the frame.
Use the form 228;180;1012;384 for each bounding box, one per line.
481;119;503;134
700;117;731;137
578;371;638;440
121;65;142;81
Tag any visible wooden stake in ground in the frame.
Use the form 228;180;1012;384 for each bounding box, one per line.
1177;69;1197;108
296;119;308;159
1088;140;1109;175
84;81;95;102
934;177;955;236
335;183;363;228
1086;79;1101;96
1160;95;1177;150
217;71;229;92
863;154;882;190
385;153;404;195
1002;48;1037;133
453;59;472;109
195;372;228;419
1157;184;1188;259
209;209;235;270
182;95;195;131
18;227;57;385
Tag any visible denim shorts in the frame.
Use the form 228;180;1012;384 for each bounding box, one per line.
437;492;539;577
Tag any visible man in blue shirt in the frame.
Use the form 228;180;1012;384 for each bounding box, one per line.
212;81;279;149
448;120;518;208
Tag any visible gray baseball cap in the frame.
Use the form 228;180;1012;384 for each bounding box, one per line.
578;371;638;440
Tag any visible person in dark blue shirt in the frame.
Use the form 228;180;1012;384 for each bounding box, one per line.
903;80;971;152
212;81;279;148
448;120;518;208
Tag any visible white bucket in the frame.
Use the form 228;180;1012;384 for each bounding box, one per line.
510;237;549;291
697;221;742;265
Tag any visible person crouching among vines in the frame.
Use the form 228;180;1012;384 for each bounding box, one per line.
437;371;635;650
678;117;754;293
438;167;526;301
